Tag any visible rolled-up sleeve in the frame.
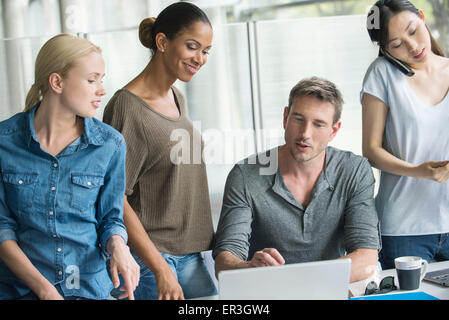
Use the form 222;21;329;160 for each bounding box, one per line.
0;174;18;244
96;136;128;257
344;158;381;253
213;165;253;261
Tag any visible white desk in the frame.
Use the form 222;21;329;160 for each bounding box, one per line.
197;261;449;300
350;260;449;299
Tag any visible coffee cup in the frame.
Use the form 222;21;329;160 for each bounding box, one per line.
394;256;428;290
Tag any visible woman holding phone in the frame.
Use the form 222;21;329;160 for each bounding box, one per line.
0;34;139;300
103;2;216;299
361;0;449;269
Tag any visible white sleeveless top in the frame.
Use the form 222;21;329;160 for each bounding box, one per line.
360;57;449;236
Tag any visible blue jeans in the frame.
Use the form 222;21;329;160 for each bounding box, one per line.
379;233;449;269
110;251;217;300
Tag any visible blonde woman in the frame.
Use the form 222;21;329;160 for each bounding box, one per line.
0;34;139;300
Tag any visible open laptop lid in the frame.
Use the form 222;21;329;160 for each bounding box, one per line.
218;258;351;300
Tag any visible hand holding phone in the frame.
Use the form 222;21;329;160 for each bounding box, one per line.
380;47;415;77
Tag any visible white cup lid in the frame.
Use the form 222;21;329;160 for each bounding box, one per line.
394;256;423;270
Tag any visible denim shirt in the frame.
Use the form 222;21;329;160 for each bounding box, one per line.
0;105;128;299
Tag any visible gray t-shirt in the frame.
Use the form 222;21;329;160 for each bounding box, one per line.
360;57;449;236
213;146;381;263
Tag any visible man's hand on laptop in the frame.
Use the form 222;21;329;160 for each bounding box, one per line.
249;248;285;267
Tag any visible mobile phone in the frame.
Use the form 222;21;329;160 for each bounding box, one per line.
380;47;415;77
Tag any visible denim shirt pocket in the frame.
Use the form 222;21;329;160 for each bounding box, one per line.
70;173;104;213
2;171;38;215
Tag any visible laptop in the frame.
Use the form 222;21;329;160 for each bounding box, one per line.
218;259;351;300
424;268;449;287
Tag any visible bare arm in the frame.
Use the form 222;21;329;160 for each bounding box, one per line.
214;251;251;277
0;240;63;299
339;248;378;283
362;93;449;182
106;235;140;300
123;195;183;300
214;248;285;278
217;247;376;283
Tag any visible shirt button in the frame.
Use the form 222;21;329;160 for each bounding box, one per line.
53;234;57;238
18;180;23;184
53;163;58;168
51;186;56;191
87;181;91;186
49;211;53;215
57;248;61;252
58;271;63;276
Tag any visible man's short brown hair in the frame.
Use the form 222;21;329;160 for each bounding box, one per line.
287;77;344;124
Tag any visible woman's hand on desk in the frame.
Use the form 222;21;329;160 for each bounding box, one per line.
154;266;184;300
38;285;64;300
107;236;140;300
414;161;449;183
249;248;285;268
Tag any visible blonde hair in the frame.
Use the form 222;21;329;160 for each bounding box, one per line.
24;34;102;112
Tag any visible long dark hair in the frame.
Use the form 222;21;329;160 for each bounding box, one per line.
366;0;445;57
138;2;211;55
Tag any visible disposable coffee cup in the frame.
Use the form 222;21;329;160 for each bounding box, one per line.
394;256;428;290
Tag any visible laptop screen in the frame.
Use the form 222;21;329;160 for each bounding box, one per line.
218;258;351;300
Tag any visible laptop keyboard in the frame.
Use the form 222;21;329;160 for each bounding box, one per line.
425;268;449;286
431;273;449;281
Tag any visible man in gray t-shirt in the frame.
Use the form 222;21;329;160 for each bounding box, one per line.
213;77;381;283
